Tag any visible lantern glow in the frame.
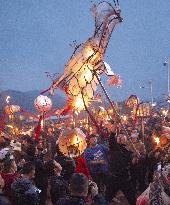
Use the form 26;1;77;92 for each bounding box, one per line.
58;128;87;157
34;95;52;113
154;137;160;145
73;95;89;111
162;109;168;116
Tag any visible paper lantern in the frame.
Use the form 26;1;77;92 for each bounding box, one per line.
126;95;139;108
5;105;20;114
34;95;52;113
19;115;25;121
72;95;90;111
58;128;87;157
137;102;151;117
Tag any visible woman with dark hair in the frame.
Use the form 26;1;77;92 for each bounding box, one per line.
45;160;69;204
0;149;20;202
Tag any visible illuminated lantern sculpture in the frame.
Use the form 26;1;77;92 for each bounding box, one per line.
41;1;139;154
58;128;87;157
137;102;151;117
34;95;52;113
5;105;20;114
45;1;122;114
4;105;20;122
126;95;139;108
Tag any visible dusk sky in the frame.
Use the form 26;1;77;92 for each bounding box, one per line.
0;0;170;101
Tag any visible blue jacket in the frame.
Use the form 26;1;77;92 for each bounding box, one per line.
84;144;109;174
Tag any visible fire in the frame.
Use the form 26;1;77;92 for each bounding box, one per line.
154;137;160;145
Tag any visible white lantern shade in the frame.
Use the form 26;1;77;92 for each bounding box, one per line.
34;95;52;113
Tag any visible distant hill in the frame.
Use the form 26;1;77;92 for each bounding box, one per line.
0;90;66;113
0;89;166;116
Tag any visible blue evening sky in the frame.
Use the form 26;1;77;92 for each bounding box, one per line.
0;0;170;101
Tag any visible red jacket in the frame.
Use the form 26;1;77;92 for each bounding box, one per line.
1;172;20;202
75;157;92;180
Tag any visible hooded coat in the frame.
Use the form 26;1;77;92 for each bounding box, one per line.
11;177;40;205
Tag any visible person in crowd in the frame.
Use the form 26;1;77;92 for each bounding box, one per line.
128;129;147;193
55;147;76;183
106;133;136;205
75;154;92;180
10;140;25;171
45;160;69;204
84;134;109;195
0;149;19;202
66;144;92;180
147;148;162;183
34;152;49;205
21;135;36;162
11;162;40;205
56;173;108;205
0;174;11;205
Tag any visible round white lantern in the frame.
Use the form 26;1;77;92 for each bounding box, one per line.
34;95;52;113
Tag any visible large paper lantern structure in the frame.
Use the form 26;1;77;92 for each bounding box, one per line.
58;128;87;157
34;95;52;113
46;1;122;113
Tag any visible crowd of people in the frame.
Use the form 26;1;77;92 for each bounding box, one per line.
0;113;170;205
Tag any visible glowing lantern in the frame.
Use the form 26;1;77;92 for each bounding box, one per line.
5;105;20;114
58;128;87;157
19;115;25;121
161;109;168;116
154;137;160;145
34;95;52;113
72;95;90;111
122;115;127;122
126;95;139;108
137;103;151;117
160;135;169;146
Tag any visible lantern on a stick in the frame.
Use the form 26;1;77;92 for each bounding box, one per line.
4;105;21;122
137;102;151;117
34;95;52;139
34;95;52;113
126;95;139;108
58;128;87;158
5;105;21;114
